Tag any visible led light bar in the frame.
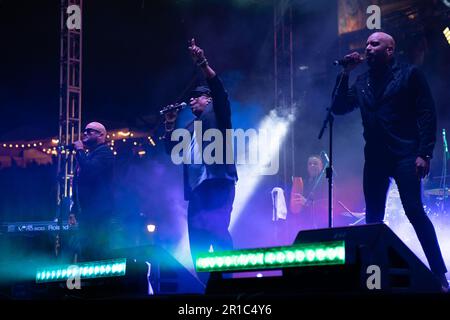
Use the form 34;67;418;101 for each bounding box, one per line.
195;241;345;272
36;258;127;283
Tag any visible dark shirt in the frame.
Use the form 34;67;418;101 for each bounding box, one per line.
165;75;238;200
72;143;115;221
332;59;436;160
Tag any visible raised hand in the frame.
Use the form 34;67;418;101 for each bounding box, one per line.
188;38;205;63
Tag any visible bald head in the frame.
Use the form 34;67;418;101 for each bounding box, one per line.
370;32;395;49
85;122;107;136
366;32;396;68
82;121;107;146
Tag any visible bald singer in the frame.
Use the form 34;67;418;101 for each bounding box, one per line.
331;32;448;291
69;122;115;262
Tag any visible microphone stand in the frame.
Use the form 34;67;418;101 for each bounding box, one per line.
55;150;71;260
318;72;346;228
441;129;448;214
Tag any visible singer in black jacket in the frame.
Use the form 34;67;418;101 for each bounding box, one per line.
163;39;237;285
331;32;448;290
70;122;115;262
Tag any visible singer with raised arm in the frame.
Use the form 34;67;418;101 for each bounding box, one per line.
331;32;448;291
163;39;238;286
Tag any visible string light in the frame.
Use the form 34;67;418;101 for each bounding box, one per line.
444;27;450;45
0;130;155;159
118;131;130;137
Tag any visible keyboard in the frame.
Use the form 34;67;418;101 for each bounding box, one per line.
1;220;75;233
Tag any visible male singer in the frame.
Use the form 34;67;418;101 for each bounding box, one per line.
163;39;238;284
331;32;448;291
70;121;115;262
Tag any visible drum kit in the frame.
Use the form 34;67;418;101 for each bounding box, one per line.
424;187;450;197
338;180;450;228
382;180;449;226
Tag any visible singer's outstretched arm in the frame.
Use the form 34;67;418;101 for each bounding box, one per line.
207;76;232;130
188;38;216;79
189;38;231;130
331;73;359;115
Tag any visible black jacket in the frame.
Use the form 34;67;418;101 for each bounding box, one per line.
331;60;436;160
72;143;115;220
165;75;238;200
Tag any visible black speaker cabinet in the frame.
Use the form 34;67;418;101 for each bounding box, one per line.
206;224;441;295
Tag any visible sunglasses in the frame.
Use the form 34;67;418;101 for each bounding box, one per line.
83;128;102;135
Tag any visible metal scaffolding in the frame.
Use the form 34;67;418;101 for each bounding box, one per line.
56;0;83;256
273;0;295;189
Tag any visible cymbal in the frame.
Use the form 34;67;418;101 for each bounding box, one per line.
340;211;366;218
424;188;450;196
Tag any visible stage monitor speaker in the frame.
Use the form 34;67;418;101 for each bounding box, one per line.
289;223;441;293
206;224;442;295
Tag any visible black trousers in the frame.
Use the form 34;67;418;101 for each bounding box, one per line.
364;155;447;275
187;179;235;281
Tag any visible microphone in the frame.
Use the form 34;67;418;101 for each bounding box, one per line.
321;150;330;163
159;102;188;115
333;56;364;66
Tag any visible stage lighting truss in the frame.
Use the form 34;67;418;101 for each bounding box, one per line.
36;258;127;283
195;241;345;273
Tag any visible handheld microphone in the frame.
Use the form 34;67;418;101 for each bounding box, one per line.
160;102;188;115
333;56;364;66
321;150;330;163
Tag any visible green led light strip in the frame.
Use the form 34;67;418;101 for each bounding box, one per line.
195;241;345;272
36;258;127;283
